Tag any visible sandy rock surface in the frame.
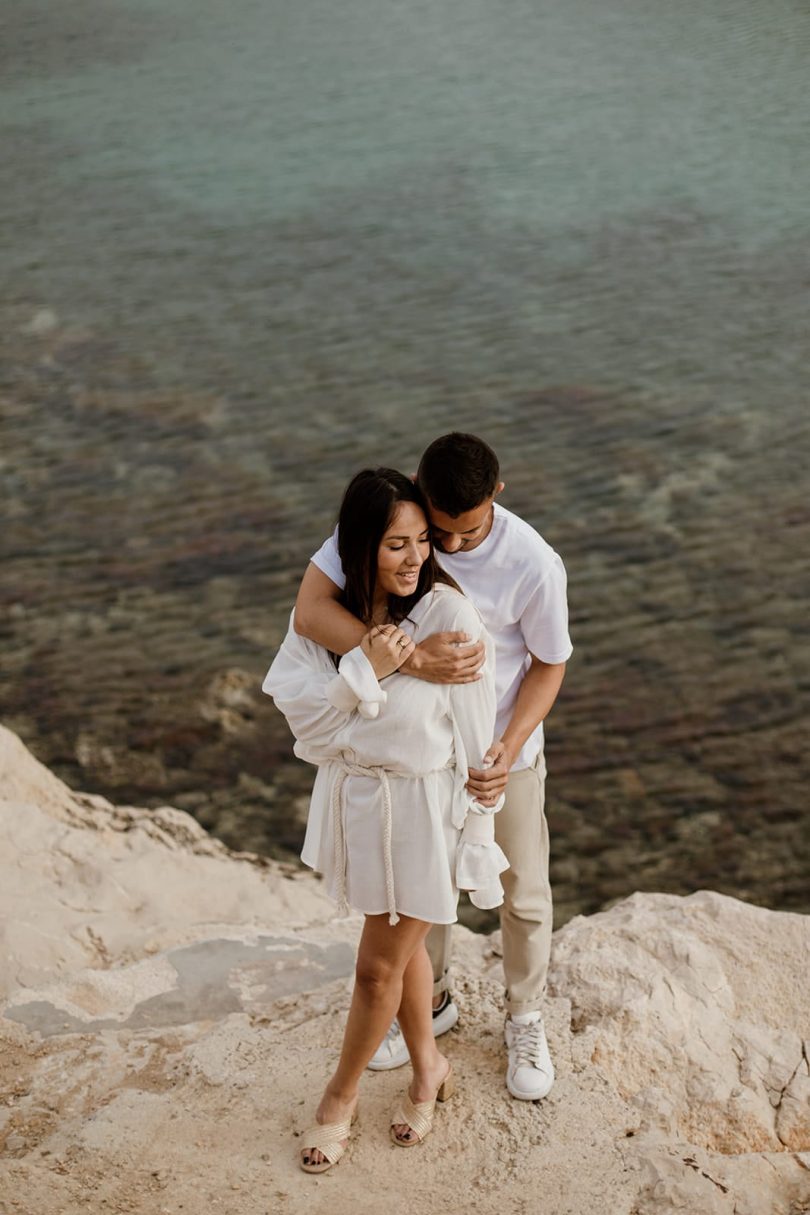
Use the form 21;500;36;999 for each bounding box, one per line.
0;725;808;1215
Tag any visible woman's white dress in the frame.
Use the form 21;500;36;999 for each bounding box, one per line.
263;584;509;925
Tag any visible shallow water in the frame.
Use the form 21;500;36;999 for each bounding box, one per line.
2;0;809;928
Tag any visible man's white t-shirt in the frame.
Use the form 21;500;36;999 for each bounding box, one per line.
309;503;573;771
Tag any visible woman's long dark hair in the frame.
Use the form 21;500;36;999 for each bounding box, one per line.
337;468;458;626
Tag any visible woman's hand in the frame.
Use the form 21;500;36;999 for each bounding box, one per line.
360;624;416;679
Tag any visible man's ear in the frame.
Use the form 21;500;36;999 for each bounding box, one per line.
494;481;505;498
410;473;417;483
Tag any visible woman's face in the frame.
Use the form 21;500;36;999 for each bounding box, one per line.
376;500;431;597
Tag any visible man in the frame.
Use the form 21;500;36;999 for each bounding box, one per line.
294;432;572;1100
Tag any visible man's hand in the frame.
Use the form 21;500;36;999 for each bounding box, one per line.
360;624;416;680
401;631;485;684
467;740;511;807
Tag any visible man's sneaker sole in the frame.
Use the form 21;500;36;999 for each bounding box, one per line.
367;1000;459;1071
505;1065;555;1101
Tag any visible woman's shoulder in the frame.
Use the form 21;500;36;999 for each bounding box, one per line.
415;583;484;636
264;612;335;687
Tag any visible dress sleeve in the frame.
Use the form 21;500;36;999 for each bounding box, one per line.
444;598;510;910
262;625;386;759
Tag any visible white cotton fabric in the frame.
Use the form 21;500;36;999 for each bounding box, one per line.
263;585;509;925
310;503;573;770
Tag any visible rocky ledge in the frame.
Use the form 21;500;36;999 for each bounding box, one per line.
0;724;808;1215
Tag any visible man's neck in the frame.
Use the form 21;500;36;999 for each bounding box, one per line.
479;503;496;544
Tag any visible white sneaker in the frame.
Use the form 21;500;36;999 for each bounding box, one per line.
367;993;459;1071
504;1015;555;1100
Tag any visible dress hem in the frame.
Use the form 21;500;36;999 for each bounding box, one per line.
303;862;459;925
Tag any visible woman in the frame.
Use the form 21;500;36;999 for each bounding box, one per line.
263;468;507;1172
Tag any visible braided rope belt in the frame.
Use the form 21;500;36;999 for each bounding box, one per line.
331;760;399;926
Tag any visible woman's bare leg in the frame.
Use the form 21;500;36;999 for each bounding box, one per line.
304;913;430;1167
391;942;451;1143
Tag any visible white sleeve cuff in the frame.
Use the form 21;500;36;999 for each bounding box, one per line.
469;880;507;911
456;812;509;907
460;812;495;846
325;646;387;719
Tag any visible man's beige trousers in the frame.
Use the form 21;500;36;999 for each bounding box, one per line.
427;753;552;1017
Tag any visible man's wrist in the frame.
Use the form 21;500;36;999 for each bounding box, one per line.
401;644;425;679
500;737;519;770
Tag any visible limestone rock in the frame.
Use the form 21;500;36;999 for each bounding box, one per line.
1;727;809;1215
548;889;810;1156
0;725;335;999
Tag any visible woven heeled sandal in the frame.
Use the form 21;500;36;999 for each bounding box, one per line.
300;1110;357;1174
390;1065;455;1147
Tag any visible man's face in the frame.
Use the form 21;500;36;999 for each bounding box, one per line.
427;494;499;554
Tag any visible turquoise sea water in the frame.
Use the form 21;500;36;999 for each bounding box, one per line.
2;0;808;924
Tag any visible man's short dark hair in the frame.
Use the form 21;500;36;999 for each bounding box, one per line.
417;432;500;517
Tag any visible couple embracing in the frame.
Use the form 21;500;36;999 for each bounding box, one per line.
264;432;572;1172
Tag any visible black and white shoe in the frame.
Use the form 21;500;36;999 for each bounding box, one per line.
367;992;459;1071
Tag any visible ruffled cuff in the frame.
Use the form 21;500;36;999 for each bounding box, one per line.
469;880;508;911
456;812;509;909
325;646;387;719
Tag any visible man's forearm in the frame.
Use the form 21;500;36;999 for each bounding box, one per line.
500;659;566;765
293;566;366;656
294;599;366;655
